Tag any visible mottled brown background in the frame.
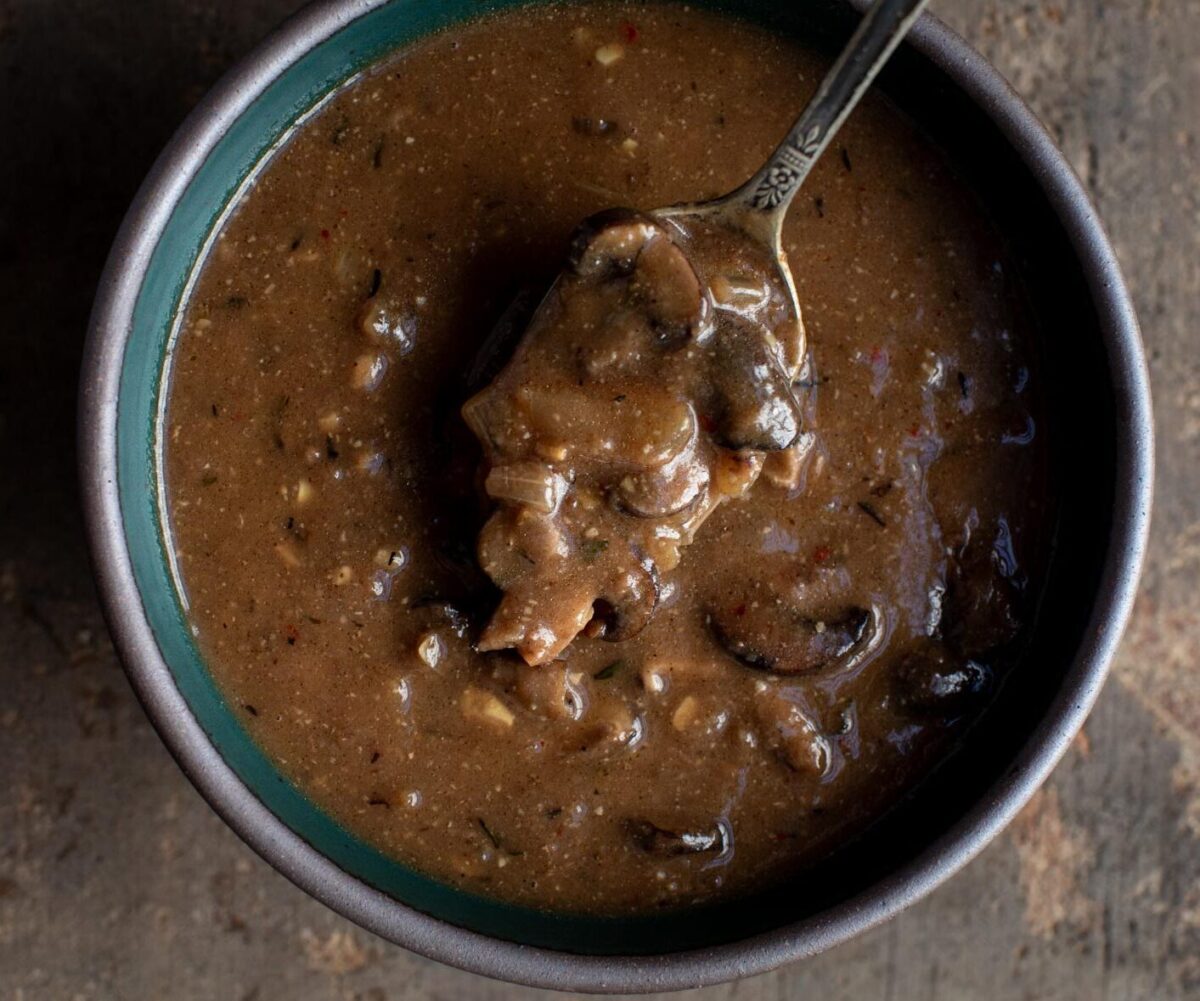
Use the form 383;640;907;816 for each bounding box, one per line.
0;1;1196;998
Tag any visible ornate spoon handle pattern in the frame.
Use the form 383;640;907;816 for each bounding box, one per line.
742;0;930;219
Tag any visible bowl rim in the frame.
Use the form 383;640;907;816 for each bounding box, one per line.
79;0;1153;992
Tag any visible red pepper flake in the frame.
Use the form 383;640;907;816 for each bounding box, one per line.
285;623;299;646
812;544;831;564
338;207;349;218
733;603;747;617
908;422;921;438
868;346;885;365
619;20;639;42
699;412;717;434
320;228;331;240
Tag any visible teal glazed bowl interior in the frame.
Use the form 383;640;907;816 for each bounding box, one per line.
81;0;1152;991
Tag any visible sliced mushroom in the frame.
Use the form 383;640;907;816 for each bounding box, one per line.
893;639;992;717
628;229;708;339
754;684;832;775
568;208;657;278
624;818;728;856
590;554;661;642
613;438;710;518
710;592;871;676
704;321;803;451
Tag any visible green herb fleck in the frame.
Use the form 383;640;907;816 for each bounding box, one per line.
856;500;886;527
593;659;624;681
476;817;523;855
580;538;609;562
477;817;500;849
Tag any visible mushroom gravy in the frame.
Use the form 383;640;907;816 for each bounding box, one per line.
468;209;807;665
164;3;1050;914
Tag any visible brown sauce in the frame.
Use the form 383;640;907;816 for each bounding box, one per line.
164;3;1049;914
467;209;806;664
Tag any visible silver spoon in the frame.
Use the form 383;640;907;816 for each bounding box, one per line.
656;0;931;332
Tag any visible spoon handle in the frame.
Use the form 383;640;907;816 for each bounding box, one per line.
735;0;931;224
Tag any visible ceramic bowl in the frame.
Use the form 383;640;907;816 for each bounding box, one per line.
79;0;1152;991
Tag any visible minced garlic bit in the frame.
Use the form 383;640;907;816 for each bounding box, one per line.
535;440;569;463
671;694;700;730
331;565;354;586
351;351;389;391
640;663;668;695
296;478;315;505
460;687;515;729
416;631;444;669
595;43;624;66
274;542;302;568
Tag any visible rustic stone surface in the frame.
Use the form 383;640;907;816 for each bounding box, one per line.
0;0;1196;997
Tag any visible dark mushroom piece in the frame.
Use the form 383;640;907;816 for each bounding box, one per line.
893;638;992;717
612;437;710;518
754;684;833;776
624;818;728;856
710;592;873;676
567;208;710;344
589;554;661;643
703;320;804;451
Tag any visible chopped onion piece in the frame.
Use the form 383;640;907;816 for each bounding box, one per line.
485;462;567;514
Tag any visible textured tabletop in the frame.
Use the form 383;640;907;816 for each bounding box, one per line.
0;1;1196;998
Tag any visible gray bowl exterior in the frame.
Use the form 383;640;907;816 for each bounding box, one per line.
78;0;1152;992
